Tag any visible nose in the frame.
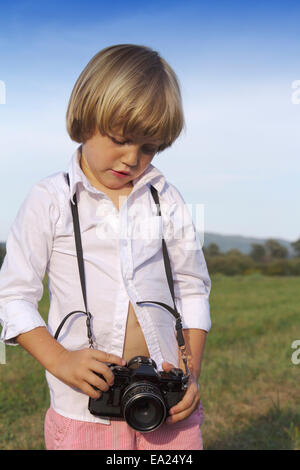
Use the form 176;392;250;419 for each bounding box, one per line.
120;144;140;168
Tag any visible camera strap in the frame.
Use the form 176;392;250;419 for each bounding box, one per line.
136;186;189;376
54;171;189;376
53;172;94;348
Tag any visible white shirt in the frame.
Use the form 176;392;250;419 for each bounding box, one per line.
0;145;211;423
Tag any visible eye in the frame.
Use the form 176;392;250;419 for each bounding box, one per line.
110;135;157;154
111;137;128;146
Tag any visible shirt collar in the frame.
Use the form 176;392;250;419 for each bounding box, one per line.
67;145;167;205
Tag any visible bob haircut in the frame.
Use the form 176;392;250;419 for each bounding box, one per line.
66;44;185;152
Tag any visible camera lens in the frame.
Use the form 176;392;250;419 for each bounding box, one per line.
122;382;166;433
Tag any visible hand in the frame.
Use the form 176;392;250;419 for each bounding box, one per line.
51;348;126;399
162;361;200;424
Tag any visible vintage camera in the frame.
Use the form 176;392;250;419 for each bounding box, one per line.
88;355;189;433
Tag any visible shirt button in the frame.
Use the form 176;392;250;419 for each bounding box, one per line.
116;323;122;330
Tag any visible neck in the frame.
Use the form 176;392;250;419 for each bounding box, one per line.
80;150;103;191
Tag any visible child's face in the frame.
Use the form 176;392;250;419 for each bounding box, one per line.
82;128;163;191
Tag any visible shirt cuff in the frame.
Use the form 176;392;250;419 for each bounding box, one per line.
176;296;211;332
0;299;47;345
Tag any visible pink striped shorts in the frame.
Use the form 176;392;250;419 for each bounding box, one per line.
44;402;204;450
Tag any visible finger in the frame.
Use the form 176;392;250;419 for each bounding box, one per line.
85;370;111;393
170;382;200;415
92;350;126;367
170;393;194;416
79;380;103;400
89;359;115;385
161;361;176;372
166;395;200;423
166;399;197;424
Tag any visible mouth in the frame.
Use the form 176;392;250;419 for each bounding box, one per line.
110;169;130;177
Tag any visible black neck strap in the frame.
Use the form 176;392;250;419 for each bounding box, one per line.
54;172;189;375
136;186;186;349
53;173;93;347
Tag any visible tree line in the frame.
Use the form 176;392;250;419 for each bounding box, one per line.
1;237;300;276
202;238;300;276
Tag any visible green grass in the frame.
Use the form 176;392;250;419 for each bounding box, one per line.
0;274;299;449
200;273;300;450
0;276;50;450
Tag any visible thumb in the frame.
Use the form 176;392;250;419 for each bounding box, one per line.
162;361;176;372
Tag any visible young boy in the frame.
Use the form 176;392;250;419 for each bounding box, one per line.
0;44;211;450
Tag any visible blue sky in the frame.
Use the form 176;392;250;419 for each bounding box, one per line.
0;0;299;242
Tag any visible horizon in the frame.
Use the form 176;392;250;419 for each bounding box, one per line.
0;229;298;245
0;0;299;241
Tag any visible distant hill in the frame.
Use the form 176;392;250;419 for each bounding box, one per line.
0;233;297;257
202;232;296;257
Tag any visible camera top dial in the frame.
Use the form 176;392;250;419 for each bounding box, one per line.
127;356;157;369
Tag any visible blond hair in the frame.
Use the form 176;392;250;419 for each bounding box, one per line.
66;44;185;152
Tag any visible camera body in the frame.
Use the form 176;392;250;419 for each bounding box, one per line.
88;356;189;433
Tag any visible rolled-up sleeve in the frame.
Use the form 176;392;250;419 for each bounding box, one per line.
0;181;60;345
163;183;211;332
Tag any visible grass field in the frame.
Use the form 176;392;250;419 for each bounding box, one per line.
0;273;299;450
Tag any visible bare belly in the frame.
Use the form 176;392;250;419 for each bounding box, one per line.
89;185;149;363
122;301;150;364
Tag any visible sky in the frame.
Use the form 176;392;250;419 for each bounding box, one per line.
0;0;299;243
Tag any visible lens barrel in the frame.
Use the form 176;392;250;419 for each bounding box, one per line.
121;382;167;433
